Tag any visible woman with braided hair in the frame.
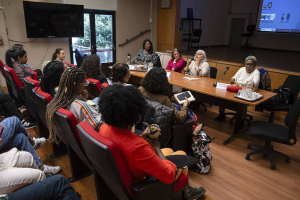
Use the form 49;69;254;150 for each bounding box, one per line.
46;68;102;143
80;54;108;84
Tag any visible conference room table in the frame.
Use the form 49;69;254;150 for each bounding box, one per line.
128;70;277;145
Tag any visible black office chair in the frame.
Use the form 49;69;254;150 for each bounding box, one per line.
75;49;87;68
263;75;300;123
183;29;202;49
246;98;300;170
241;25;256;48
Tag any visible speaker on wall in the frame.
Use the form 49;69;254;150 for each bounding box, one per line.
161;0;171;9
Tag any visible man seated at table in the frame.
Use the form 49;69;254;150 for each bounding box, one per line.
216;56;260;120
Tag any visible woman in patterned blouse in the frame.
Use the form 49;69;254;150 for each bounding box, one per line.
135;39;159;66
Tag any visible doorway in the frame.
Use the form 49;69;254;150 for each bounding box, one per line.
229;18;245;48
69;9;116;76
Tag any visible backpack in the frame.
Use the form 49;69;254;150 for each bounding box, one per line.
191;124;214;174
273;86;291;105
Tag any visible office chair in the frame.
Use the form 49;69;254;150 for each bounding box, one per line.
241;25;256;48
246;98;300;170
183;29;202;49
263;75;300;123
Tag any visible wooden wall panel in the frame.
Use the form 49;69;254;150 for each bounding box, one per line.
157;0;181;52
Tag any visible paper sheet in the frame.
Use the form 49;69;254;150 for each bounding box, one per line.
216;82;230;90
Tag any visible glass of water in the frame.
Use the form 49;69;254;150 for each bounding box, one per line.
185;72;189;77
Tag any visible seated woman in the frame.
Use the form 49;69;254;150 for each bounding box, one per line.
0;147;46;196
110;63;131;85
42;60;65;97
139;67;190;123
0;92;36;129
182;50;210;77
1;174;79;200
135;39;160;66
5;49;32;84
166;48;185;73
217;56;260;120
98;84;205;200
81;54;108;84
0;116;61;174
51;48;69;69
46;68;102;143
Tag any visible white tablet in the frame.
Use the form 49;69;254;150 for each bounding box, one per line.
174;91;195;105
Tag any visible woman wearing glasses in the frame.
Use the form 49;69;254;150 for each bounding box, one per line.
216;56;260;121
230;56;260;88
182;50;210;77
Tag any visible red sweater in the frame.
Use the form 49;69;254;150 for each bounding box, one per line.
99;124;176;184
166;58;185;73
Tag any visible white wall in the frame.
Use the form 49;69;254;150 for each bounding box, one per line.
0;0;157;86
180;0;300;51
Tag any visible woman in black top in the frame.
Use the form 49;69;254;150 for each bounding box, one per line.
135;39;160;66
80;54;108;84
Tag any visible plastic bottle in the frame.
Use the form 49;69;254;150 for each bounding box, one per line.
127;53;131;65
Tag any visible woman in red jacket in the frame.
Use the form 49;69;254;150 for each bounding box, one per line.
166;48;185;73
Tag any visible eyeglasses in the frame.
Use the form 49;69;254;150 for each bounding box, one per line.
195;53;202;56
245;63;254;67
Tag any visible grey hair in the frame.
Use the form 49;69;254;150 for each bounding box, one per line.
245;56;257;66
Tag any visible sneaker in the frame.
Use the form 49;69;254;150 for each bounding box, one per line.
42;165;61;175
183;185;206;200
32;137;46;150
21;120;37;129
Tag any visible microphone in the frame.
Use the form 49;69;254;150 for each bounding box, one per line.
213;67;230;87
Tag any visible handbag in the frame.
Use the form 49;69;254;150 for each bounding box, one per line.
191;124;215;174
273;86;291;105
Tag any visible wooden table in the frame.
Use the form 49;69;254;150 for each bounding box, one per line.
129;70;277;144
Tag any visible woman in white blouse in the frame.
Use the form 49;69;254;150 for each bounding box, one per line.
216;55;260;121
182;50;210;77
230;55;260;88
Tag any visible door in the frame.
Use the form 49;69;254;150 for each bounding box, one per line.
69;10;116;76
229;18;245;48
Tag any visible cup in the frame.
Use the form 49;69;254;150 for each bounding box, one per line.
149;124;160;139
185;72;189;78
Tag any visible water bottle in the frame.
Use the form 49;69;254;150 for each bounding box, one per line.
127;53;131;65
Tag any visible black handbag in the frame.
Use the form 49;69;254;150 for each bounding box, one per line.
273;86;291;105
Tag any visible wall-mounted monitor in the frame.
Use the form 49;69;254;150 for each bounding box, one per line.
23;1;84;38
256;0;300;33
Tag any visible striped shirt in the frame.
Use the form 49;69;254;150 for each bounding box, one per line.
67;96;103;130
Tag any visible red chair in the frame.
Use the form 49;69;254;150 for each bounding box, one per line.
54;108;93;182
24;77;39;122
86;78;101;98
4;66;25;105
33;87;67;158
77;121;188;200
24;68;38;80
65;62;77;68
0;60;14;101
86;78;109;98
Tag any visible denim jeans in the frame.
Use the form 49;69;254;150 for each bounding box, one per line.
0;117;42;167
7;175;79;200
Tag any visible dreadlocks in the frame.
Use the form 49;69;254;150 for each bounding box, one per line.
81;54;103;79
46;67;86;143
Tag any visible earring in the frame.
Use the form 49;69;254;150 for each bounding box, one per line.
137;115;141;123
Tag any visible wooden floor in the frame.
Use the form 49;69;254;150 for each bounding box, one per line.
24;104;300;200
181;47;300;73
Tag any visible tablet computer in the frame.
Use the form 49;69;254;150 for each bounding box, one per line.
174;91;195;104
